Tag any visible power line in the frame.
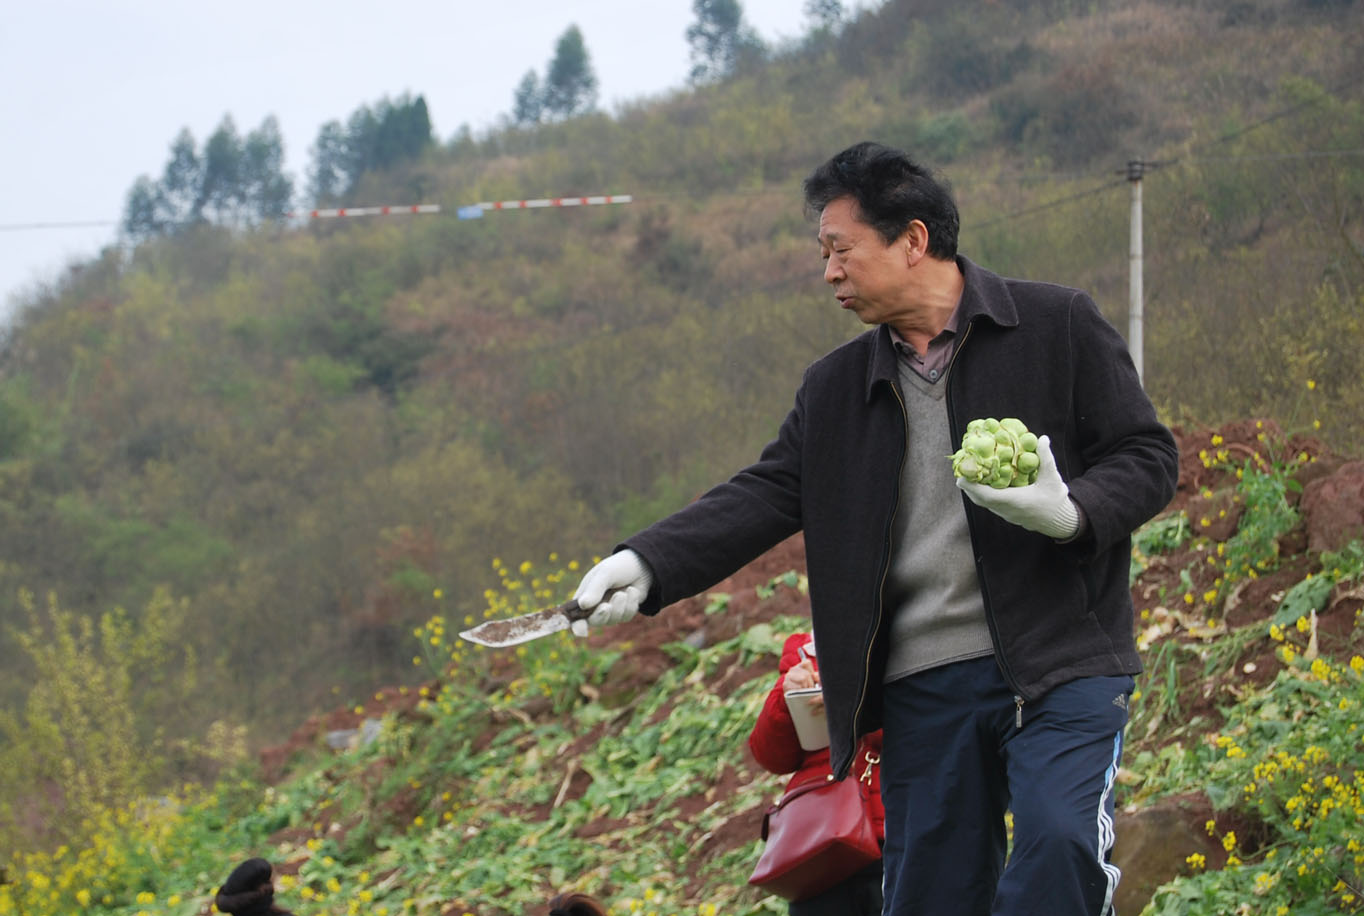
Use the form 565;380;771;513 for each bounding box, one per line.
1;140;1360;236
970;177;1129;229
1188;75;1360;154
1182;147;1364;165
0;219;118;232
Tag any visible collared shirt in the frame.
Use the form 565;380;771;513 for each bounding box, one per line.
889;306;1089;540
888;308;960;383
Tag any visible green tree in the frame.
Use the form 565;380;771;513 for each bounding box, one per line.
512;69;545;125
121;175;165;238
197;115;244;222
0;588;203;849
542;25;598;119
308;119;349;203
375;94;433;169
160;128;202;223
121;115;294;238
305;94;433;203
803;0;843;31
242;115;294;221
686;0;763;83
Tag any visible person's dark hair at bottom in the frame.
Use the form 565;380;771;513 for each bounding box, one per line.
214;857;295;916
548;891;610;916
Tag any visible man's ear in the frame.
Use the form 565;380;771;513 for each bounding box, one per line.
903;220;929;264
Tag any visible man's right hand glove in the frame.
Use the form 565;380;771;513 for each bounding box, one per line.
570;549;655;637
955;434;1080;540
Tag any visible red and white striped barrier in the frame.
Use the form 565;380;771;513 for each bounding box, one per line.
305;204;442;219
474;194;633;211
294;195;632;221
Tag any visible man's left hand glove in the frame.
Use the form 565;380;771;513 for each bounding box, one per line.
955;434;1080;540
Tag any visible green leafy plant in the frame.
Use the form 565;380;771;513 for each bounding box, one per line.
1142;652;1364;915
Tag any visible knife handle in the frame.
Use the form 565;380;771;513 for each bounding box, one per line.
561;587;624;623
561;599;592;622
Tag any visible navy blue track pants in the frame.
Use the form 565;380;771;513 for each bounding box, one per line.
879;656;1133;916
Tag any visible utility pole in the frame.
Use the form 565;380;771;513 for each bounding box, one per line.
1126;158;1145;386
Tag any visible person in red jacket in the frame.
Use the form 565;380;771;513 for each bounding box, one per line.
748;632;885;915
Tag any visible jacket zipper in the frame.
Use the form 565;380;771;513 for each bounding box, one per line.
847;376;907;780
946;320;1031;716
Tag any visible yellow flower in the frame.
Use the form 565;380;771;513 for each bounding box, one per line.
1186;852;1206;870
1222;830;1237;851
1306;379;1316;390
433;588;443;599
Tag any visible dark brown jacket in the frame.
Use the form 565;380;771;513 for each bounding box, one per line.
624;256;1178;779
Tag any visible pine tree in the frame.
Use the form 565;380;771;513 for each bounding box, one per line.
542;25;598;118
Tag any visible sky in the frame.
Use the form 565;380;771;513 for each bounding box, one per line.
0;0;839;324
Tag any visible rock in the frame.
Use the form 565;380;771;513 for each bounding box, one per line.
325;728;357;750
1300;460;1364;553
324;717;384;751
1112;799;1220;914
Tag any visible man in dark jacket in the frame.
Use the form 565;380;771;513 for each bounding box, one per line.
570;141;1178;916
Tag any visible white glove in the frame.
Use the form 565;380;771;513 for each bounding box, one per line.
956;434;1080;540
570;549;655;637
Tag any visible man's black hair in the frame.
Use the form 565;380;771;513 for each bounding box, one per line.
803;141;960;258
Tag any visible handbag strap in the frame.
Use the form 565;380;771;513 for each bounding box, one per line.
773;773;837;809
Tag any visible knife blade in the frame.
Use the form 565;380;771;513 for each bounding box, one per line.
458;596;595;648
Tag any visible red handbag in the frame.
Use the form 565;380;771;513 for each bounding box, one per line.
747;745;881;902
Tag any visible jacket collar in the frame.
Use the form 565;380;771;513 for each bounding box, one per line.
865;255;1018;401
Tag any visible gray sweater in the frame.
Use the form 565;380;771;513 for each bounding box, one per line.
883;362;994;682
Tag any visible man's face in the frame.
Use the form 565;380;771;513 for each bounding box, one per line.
817;196;910;326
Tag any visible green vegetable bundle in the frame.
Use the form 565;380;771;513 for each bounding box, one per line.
951;417;1041;488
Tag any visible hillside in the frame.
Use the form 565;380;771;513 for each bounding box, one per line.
0;0;1362;884
5;420;1346;916
235;419;1361;916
